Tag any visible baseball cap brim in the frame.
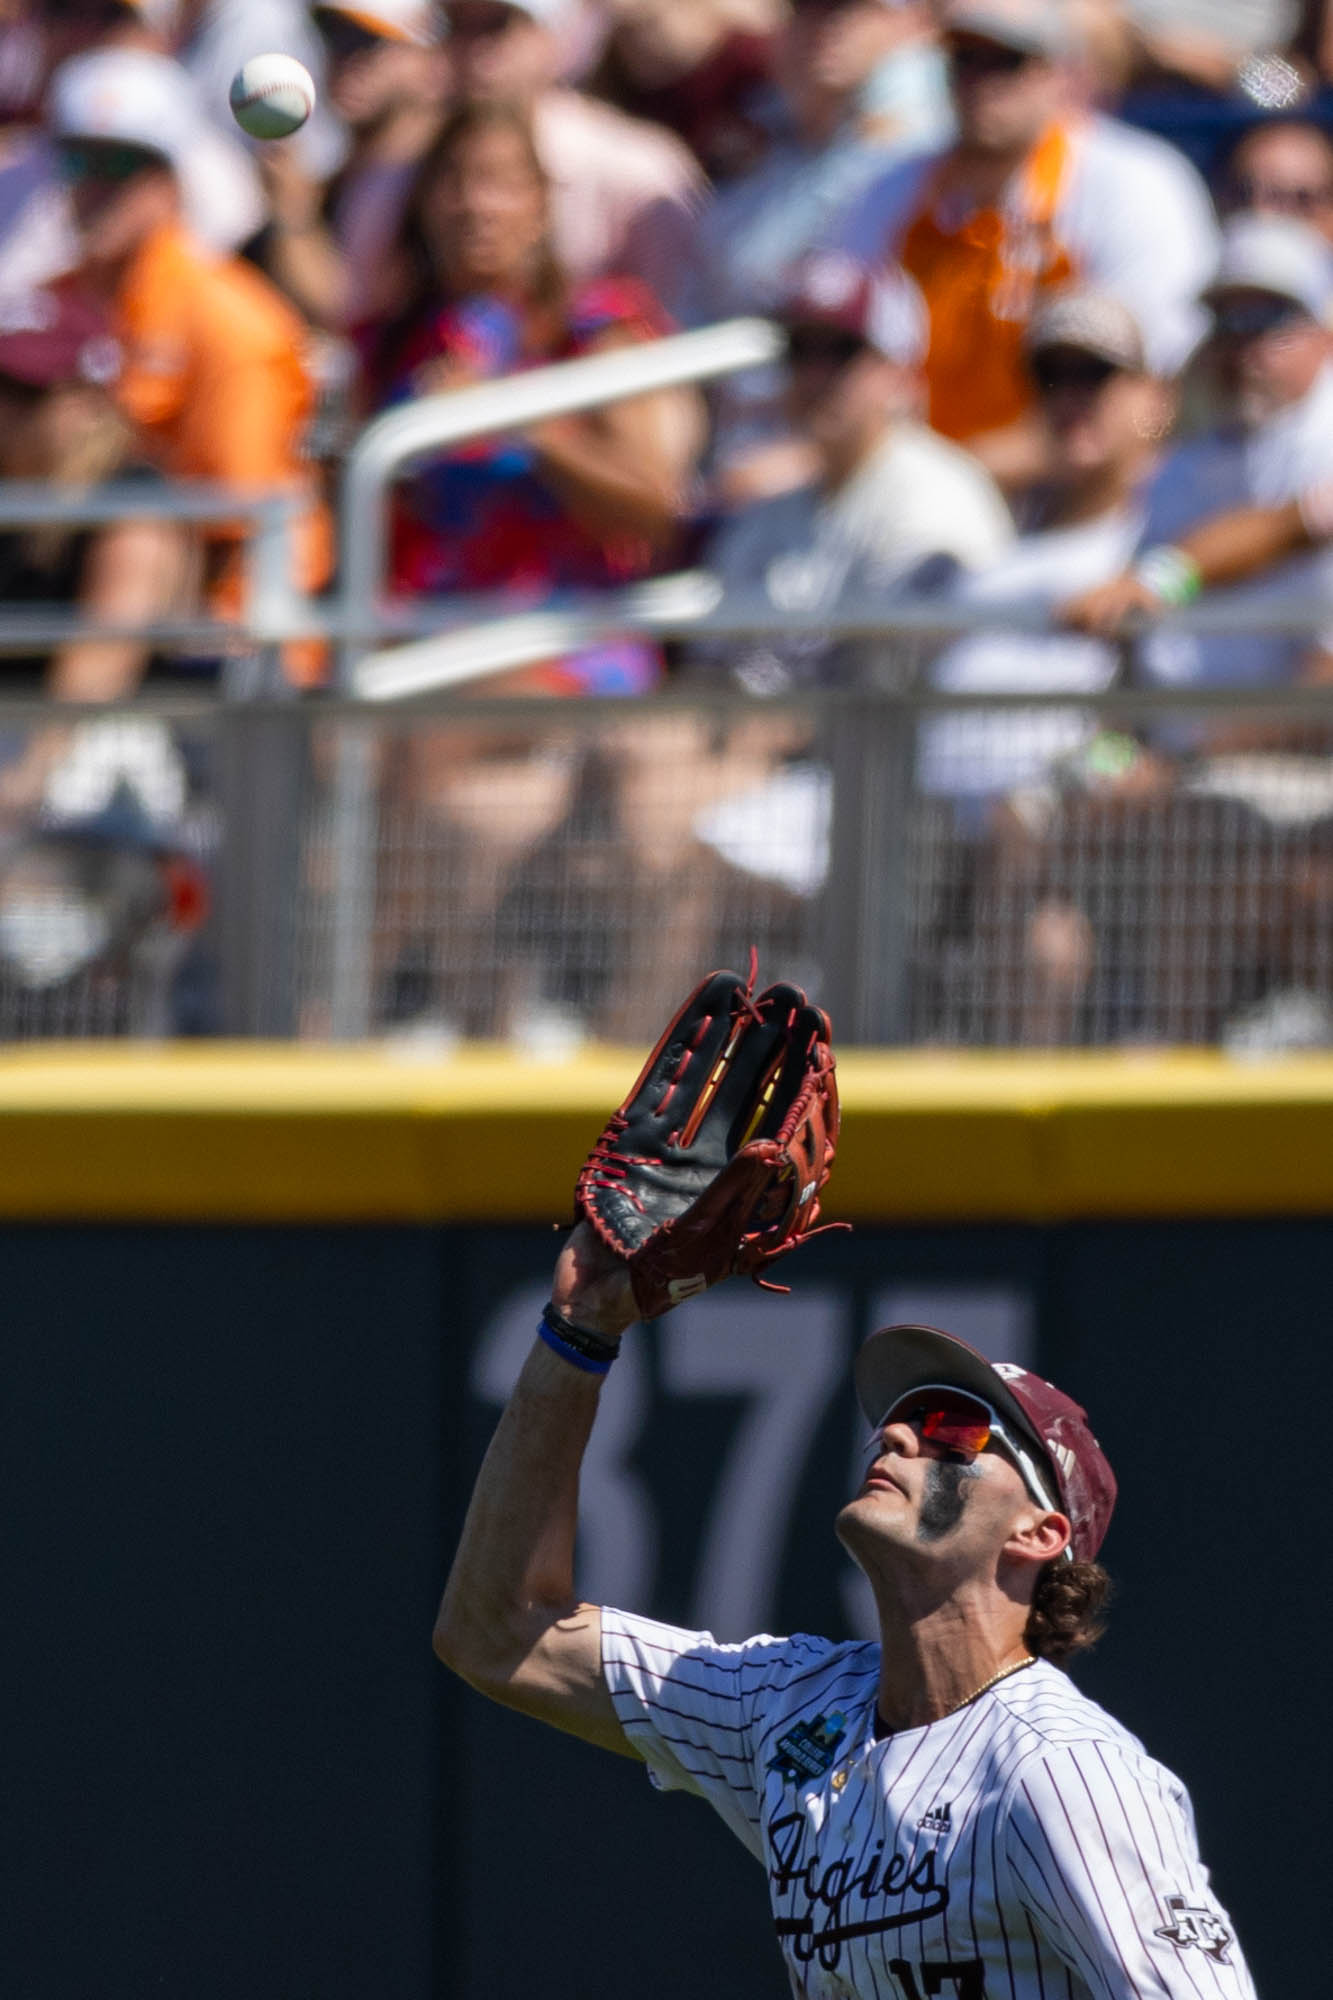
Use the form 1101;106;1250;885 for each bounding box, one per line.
856;1324;1061;1495
314;0;437;42
944;1;1067;57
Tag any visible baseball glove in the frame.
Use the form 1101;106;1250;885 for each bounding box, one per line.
575;962;842;1321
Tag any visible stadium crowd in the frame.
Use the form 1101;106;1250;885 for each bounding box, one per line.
3;0;1333;1044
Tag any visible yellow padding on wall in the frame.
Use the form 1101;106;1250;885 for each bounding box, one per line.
0;1044;1330;1221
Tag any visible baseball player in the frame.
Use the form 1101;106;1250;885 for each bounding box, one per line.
436;968;1255;1999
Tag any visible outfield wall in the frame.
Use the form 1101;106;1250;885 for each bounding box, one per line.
7;1051;1328;1998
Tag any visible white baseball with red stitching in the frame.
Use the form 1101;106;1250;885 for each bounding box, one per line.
229;54;315;141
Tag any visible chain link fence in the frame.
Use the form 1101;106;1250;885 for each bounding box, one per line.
1;680;1332;1050
0;679;1274;1052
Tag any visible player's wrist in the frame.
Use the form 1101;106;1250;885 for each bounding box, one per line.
550;1220;639;1338
538;1301;623;1376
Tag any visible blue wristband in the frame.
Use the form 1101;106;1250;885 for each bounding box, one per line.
537;1313;615;1377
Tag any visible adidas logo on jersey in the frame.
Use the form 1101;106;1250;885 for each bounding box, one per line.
917;1801;952;1834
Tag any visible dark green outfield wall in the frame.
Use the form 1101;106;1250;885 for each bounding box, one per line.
6;1219;1317;1998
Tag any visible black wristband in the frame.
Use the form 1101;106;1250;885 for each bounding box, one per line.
542;1299;622;1365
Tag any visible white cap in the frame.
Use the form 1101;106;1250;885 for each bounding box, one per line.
1027;288;1146;371
48;49;196;172
312;0;440;45
1204;212;1333;322
943;0;1068;57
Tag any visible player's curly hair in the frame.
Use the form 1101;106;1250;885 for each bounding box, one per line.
1024;1560;1111;1665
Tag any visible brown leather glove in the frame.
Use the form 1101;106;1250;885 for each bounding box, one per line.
575;964;843;1321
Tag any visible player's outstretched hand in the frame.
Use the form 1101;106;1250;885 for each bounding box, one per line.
572;962;842;1325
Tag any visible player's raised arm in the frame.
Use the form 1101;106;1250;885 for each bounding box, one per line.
433;965;840;1754
433;1223;640;1755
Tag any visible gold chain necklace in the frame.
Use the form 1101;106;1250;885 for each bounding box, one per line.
948;1652;1036;1715
872;1654;1038;1742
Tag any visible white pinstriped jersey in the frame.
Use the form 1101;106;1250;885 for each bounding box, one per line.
602;1610;1255;2000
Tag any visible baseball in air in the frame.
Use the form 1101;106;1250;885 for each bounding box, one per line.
229;54;316;140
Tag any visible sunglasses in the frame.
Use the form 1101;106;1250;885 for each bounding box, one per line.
47;0;132;22
786;327;866;371
947;38;1036;79
313;11;385;61
447;2;525;36
1226;176;1333;216
1030;350;1121;397
1210;295;1310;342
876;1384;1067;1538
57;140;164;185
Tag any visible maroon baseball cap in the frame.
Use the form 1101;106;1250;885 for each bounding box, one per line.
0;290;120;392
855;1324;1117;1564
779;251;929;367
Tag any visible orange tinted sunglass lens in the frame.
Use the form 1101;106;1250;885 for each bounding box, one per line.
918;1405;991;1456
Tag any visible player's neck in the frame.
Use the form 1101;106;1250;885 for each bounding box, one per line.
872;1588;1033;1733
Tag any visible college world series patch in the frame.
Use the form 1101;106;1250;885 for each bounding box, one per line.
767;1711;846;1785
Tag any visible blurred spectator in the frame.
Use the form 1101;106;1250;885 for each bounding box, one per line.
443;0;705;316
55;0;264;245
1131;212;1333;725
0;286;188;814
0;0;263;297
360;98;702;692
678;253;1012;993
1019;220;1333;1045
835;0;1217;487
920;291;1170;808
587;0;780;184
911;292;1172;1043
693;0;951;321
355;99;706;1040
695;0;953;499
247;0;446;328
700;251;1013;692
50;48;331;671
1217;118;1333;242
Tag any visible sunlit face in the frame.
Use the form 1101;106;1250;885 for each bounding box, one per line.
57;143;176;270
836;1398;1063;1580
1206;287;1332;427
315;16;438;132
945;33;1063;155
417;123;548;293
1029;344;1172;476
445;1;553;104
783;323;907;454
1224;125;1333;245
777;0;913;104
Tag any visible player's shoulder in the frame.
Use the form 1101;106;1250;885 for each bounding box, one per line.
881;421;1011;505
992;1656;1144;1752
993;1660;1190;1800
1072;113;1211;202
